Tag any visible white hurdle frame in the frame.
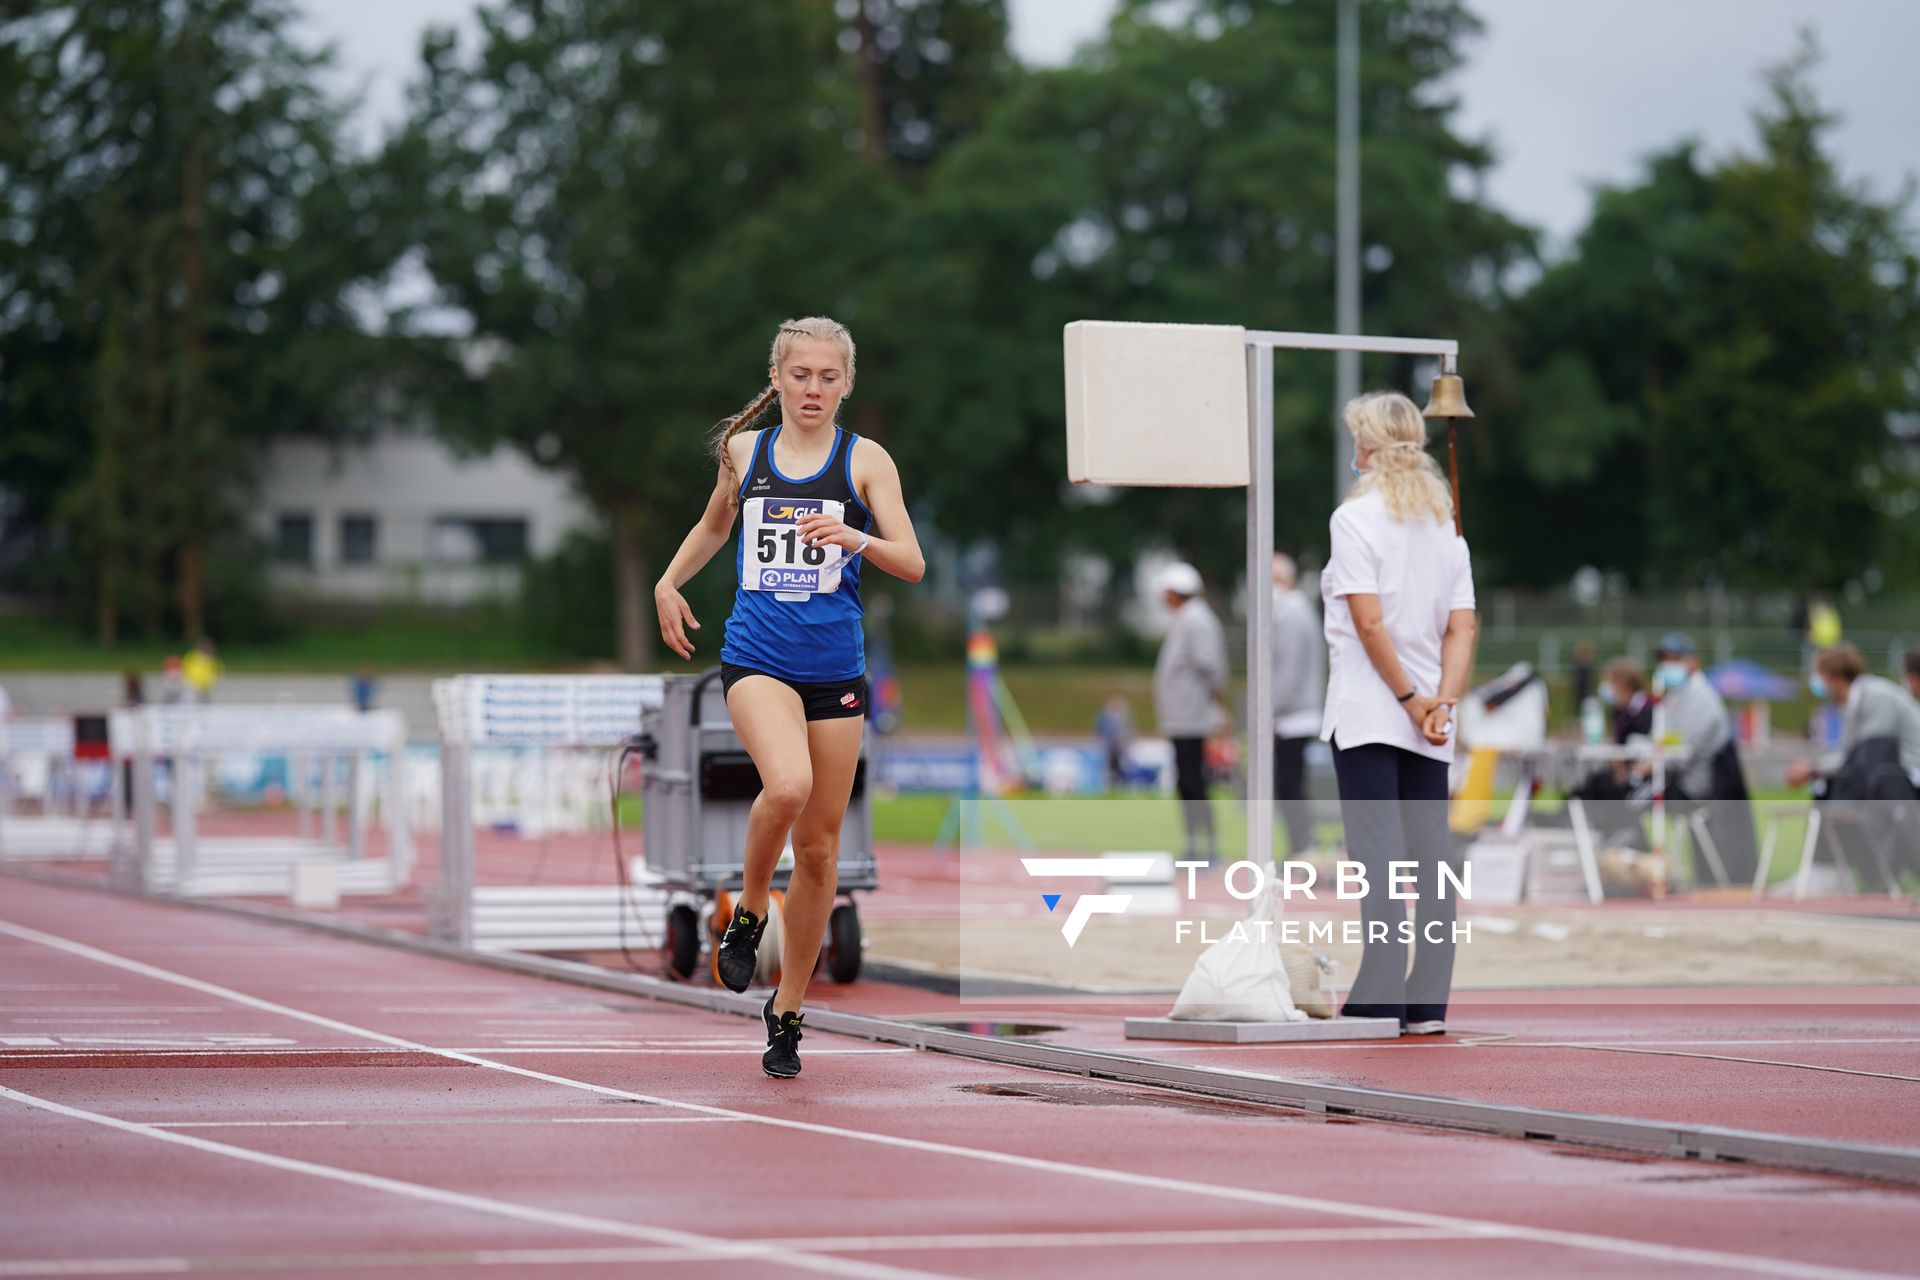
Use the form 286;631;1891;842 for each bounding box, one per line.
432;674;664;949
1238;330;1461;871
109;705;411;896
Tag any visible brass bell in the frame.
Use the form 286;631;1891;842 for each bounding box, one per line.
1422;372;1474;420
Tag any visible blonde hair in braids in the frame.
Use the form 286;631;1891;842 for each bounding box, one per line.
711;316;858;498
1342;390;1454;526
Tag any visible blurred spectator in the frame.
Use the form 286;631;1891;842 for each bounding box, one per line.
1570;641;1597;710
350;668;377;713
1095;695;1132;790
181;639;221;704
1786;645;1920;885
0;681;10;720
1807;598;1843;651
1152;562;1227;864
1271;552;1325;857
1601;658;1654;743
1567;658;1652;841
1904;647;1920;703
1654;632;1758;885
1787;646;1920;790
1653;633;1731;800
160;656;186;704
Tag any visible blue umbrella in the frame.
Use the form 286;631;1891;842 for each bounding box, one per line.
1706;658;1798;702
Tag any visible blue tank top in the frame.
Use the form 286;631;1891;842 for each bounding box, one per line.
720;424;872;682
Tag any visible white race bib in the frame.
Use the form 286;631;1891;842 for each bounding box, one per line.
741;497;847;600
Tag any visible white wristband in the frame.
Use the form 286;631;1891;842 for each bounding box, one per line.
852;533;871;558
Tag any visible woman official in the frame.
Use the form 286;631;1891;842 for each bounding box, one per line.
1320;391;1477;1035
653;316;924;1077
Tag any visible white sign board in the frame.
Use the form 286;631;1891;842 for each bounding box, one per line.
1064;321;1250;487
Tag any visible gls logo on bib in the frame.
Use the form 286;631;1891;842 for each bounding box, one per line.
741;497;846;598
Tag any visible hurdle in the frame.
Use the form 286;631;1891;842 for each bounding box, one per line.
0;715;121;862
432;674;665;952
110;704;412;899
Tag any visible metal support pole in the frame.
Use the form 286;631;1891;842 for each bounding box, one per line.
321;754;339;848
125;742;155;890
1333;0;1361;501
348;749;369;861
1246;343;1276;869
387;740;414;884
440;740;474;948
175;753;199;893
294;752;311;840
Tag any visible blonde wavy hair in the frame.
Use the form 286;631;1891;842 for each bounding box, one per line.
711;316;857;494
1342;390;1453;526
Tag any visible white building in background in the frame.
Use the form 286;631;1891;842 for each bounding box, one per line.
257;431;594;606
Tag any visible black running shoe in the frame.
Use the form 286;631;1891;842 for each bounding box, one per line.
716;905;767;993
762;996;804;1078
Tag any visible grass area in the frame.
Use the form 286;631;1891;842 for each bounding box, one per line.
0;611;570;674
891;662;1163;736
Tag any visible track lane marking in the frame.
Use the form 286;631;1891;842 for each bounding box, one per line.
0;1228;1476;1276
144;1116;741;1129
0;917;1908;1280
0;1086;951;1280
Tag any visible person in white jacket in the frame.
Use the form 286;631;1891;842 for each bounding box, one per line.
1321;392;1477;1036
1153;562;1228;863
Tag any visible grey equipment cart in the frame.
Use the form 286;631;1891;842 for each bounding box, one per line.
638;669;876;985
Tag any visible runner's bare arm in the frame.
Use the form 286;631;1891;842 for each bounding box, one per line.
837;438;923;583
653;434;755;659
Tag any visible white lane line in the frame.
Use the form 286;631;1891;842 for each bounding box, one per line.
4;1019;175;1025
0;1228;1473;1276
1477;1038;1920;1048
449;1048;914;1056
0;1007;222;1013
0;1046;908;1060
0;1085;951;1280
146;1117;741;1129
0;919;1904;1280
493;1038;761;1046
374;1007;653;1014
297;985;503;993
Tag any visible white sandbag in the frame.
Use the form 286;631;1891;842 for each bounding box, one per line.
1168;879;1306;1023
1282;945;1336;1019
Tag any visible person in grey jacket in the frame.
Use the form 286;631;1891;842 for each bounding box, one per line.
1651;633;1733;801
1271;553;1325;857
1788;645;1920;789
1152;562;1228;863
1787;644;1920;884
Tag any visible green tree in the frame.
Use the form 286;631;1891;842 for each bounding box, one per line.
386;0;1013;668
0;0;386;643
862;0;1530;595
1480;44;1920;590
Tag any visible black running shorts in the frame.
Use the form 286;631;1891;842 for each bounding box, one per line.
720;663;869;721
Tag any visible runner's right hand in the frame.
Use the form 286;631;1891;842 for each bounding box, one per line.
654;583;701;660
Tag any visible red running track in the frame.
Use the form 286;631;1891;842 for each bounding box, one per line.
3;877;1920;1280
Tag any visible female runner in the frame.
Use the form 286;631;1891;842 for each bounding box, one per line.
653;316;923;1078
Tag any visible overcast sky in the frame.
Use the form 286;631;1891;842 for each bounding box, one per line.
302;0;1920;250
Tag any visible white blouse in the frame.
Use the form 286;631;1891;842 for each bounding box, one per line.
1319;490;1476;763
